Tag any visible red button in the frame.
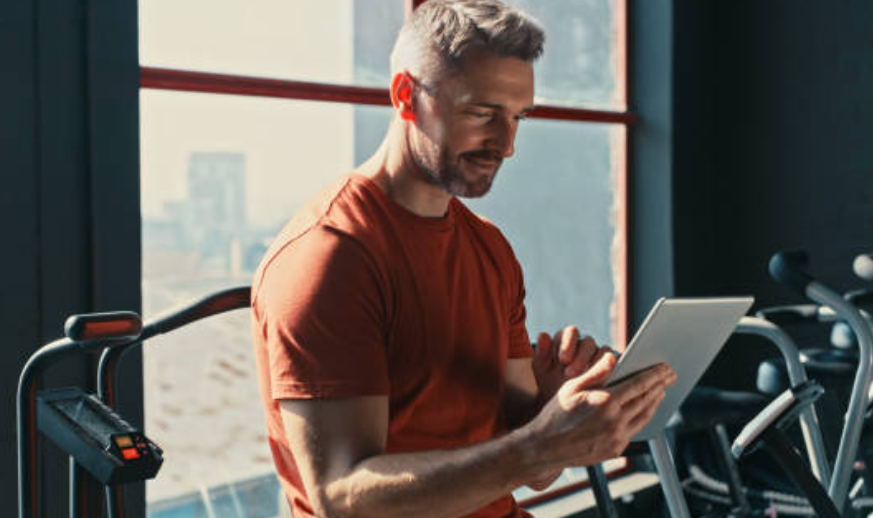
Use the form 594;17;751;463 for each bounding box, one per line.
121;448;141;461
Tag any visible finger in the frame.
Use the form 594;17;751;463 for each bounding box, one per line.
563;336;598;378
623;381;666;414
533;332;553;369
558;326;581;363
608;363;674;406
566;350;616;391
625;386;667;433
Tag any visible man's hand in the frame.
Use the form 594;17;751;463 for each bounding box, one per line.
520;351;677;472
532;326;609;404
526;468;563;491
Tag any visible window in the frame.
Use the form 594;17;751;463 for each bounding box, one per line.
140;1;631;515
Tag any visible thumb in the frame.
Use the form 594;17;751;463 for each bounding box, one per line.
567;349;616;391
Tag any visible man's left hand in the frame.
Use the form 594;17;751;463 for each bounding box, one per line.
532;326;608;404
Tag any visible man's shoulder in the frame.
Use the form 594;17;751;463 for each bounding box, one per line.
252;175;387;293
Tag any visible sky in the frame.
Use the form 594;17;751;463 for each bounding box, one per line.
139;0;371;226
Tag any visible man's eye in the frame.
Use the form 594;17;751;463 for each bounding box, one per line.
467;111;494;120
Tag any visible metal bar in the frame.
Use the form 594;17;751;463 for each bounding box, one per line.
712;424;752;513
18;380;38;518
735;316;831;486
586;464;621;518
94;333;127;518
96;338;127;518
139;67;637;124
764;428;842;518
648;433;692;518
807;282;873;510
106;485;125;518
18;338;79;518
70;460;102;518
140;67;391;106
528;104;636;124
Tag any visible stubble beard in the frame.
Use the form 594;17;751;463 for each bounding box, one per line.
414;139;501;199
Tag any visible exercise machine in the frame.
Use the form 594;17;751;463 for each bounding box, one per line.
18;311;161;518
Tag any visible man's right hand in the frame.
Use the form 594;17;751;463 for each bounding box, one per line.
519;350;677;472
278;347;675;518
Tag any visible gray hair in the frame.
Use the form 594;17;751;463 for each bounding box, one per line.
390;0;544;86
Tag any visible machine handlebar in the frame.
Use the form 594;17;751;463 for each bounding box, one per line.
64;312;142;344
769;251;814;294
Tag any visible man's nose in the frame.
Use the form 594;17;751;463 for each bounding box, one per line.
487;118;517;158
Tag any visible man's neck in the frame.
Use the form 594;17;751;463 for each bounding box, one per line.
354;119;452;219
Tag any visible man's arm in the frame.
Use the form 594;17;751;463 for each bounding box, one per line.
503;326;604;430
501;327;609;491
281;396;531;518
281;352;675;518
502;358;539;429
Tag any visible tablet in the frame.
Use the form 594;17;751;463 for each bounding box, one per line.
606;296;754;440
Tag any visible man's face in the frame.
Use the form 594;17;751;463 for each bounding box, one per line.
410;50;535;198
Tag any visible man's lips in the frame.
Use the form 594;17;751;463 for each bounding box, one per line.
462;153;502;170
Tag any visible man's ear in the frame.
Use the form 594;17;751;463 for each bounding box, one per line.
390;72;416;122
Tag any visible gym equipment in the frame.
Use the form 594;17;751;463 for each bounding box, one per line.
97;286;251;518
732;381;840;517
737;315;830;484
37;387;161;485
768;251;873;512
674;315;830;516
17;286;251;518
596;297;754;518
853;253;873;282
586;252;873;518
18;311;152;518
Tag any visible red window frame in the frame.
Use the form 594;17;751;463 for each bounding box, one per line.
139;0;635;507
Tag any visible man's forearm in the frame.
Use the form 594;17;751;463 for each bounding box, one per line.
319;427;542;518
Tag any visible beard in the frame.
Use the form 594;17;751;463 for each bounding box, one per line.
413;137;503;199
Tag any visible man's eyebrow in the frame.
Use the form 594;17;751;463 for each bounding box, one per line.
470;102;536;114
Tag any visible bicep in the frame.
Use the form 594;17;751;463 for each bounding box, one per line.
280;396;389;491
503;358;538;428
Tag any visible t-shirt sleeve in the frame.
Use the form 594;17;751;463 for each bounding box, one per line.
253;226;389;400
507;250;533;359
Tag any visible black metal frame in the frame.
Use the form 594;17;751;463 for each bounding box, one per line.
18;287;250;518
97;286;250;518
18;313;142;518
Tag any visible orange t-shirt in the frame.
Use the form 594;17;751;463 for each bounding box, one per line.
251;174;533;518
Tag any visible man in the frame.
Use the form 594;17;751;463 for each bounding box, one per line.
251;1;676;517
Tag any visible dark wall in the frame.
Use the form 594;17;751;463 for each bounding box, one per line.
0;0;141;516
669;0;873;389
630;0;676;329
